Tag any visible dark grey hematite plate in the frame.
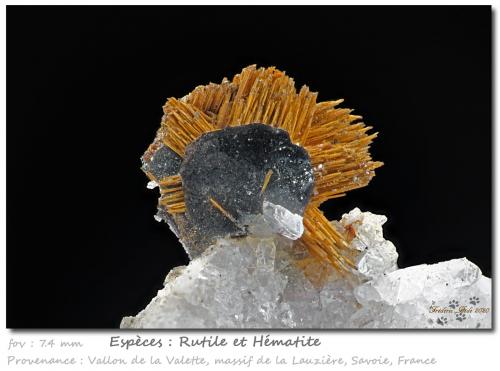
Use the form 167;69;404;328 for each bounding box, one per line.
178;123;314;256
142;143;183;181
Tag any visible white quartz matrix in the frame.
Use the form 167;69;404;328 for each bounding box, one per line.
121;208;491;329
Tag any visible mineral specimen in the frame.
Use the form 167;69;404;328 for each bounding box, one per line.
132;65;491;329
121;209;491;329
141;65;382;266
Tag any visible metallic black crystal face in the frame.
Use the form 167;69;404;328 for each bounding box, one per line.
142;144;182;181
179;123;314;255
141;144;183;232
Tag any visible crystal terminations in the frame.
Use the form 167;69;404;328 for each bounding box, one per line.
141;65;382;271
129;65;491;328
121;209;491;329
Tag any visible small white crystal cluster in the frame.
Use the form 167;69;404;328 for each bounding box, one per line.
242;201;304;240
121;208;491;329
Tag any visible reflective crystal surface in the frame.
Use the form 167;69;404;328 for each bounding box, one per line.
121;208;491;329
178;124;314;256
141;143;183;228
142;143;182;181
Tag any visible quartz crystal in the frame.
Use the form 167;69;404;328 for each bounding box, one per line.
121;208;491;329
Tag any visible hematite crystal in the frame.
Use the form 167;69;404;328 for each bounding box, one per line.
141;144;183;232
142;143;182;181
177;123;314;256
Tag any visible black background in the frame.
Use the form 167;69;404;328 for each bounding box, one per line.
7;6;492;328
